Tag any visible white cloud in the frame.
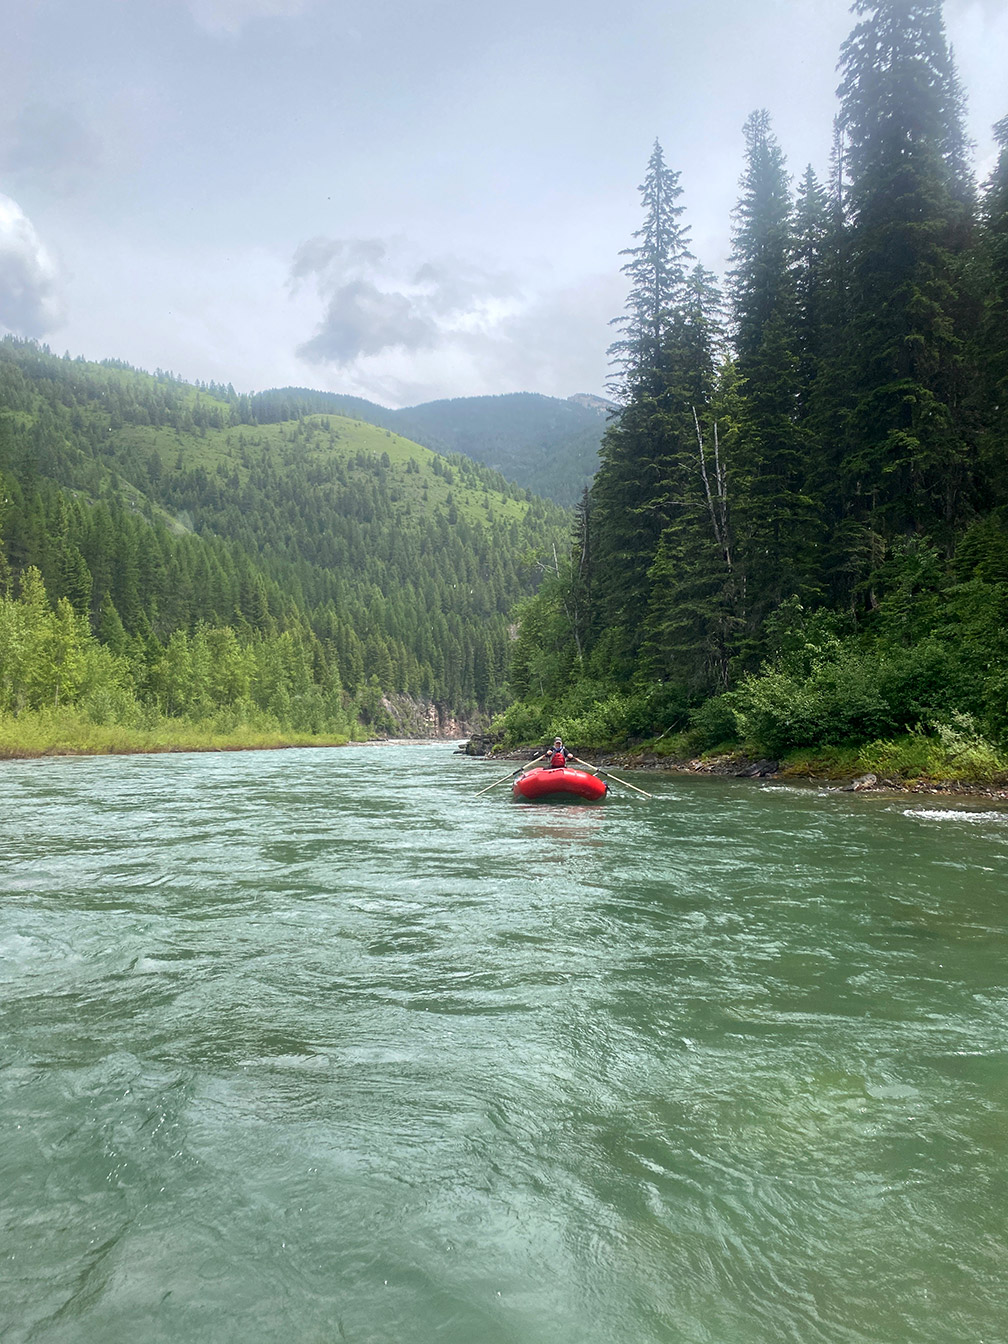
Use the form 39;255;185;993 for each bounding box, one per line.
290;235;521;370
289;256;620;407
299;278;439;363
0;195;63;338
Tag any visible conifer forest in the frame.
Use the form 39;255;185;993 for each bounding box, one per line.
500;0;1008;774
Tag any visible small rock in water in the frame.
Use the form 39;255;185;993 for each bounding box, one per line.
844;773;877;792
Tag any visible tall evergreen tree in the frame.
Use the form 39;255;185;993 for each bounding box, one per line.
641;359;740;692
607;140;693;397
836;0;976;553
727;110;816;655
793;164;832;410
588;141;695;668
975;115;1008;502
729;111;796;367
639;269;733;690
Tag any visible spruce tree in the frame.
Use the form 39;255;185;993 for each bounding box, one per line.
607;140;693;397
639;269;733;691
836;0;976;553
729;111;795;367
727;110;816;657
588;141;695;668
975;115;1008;502
793;165;832;411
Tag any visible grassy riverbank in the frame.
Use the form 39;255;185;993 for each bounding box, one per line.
610;730;1008;796
0;709;352;759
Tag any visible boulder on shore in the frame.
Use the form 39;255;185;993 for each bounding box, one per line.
736;759;779;778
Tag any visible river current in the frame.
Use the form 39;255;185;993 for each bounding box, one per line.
1;743;1006;1343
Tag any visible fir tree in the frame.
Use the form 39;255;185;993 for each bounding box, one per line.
607;140;693;398
638;271;733;690
975;115;1008;502
836;0;976;551
793;164;832;410
588;141;696;667
727;111;816;655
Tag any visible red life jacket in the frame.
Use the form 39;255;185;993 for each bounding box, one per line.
549;749;567;768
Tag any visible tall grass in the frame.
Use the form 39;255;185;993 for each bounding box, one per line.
0;708;351;759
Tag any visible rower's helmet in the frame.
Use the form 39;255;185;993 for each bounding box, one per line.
554;737;563;746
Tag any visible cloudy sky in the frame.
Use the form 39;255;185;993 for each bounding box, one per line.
0;0;1005;408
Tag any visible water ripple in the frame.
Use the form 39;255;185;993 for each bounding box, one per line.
1;747;1006;1343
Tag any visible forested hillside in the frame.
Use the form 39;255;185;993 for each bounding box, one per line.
223;387;609;508
0;340;568;744
389;394;609;507
501;0;1008;776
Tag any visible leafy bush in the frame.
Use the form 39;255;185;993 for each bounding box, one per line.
932;712;1007;782
857;716;1007;783
81;681;141;727
732;665;830;754
551;682;630;748
688;694;740;751
493;699;549;747
981;671;1008;746
493;676;689;750
625;682;690;738
732;635;976;757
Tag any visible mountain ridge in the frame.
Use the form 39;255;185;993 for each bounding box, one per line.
254;387;608;506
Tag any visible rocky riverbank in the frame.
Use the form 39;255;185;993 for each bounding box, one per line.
461;740;1008;801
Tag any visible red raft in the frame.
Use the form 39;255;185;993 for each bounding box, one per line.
512;766;608;803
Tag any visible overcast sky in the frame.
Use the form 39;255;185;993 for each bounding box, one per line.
0;0;1004;408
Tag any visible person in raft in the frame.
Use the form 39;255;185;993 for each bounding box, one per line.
545;737;571;768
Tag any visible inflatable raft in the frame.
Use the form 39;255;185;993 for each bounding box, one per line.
512;766;608;803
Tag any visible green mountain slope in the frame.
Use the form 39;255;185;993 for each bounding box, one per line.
389;393;610;507
239;387;611;507
0;339;569;734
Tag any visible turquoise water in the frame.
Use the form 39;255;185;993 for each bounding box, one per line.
1;743;1006;1343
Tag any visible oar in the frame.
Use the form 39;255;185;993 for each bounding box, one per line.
474;753;547;796
571;756;653;799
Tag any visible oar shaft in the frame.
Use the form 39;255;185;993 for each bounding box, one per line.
609;775;653;798
474;753;546;796
572;756;652;798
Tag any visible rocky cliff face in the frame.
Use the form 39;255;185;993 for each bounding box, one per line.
378;693;484;740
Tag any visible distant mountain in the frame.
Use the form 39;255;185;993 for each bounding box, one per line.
390;393;612;507
0;339;569;727
255;389;613;507
566;393;618;415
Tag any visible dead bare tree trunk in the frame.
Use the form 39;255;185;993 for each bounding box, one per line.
693;406;737;691
693;406;732;572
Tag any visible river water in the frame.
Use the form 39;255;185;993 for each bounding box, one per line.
1;743;1006;1344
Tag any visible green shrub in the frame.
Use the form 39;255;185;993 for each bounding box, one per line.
732;666;826;755
688;694;740;751
493;699;548;747
932;712;1006;783
552;689;629;748
856;717;1007;783
732;637;971;756
856;732;946;779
